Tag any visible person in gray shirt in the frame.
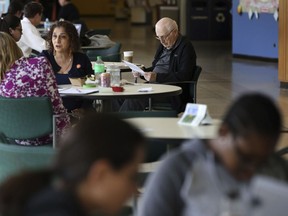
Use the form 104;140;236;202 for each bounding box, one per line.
137;93;286;216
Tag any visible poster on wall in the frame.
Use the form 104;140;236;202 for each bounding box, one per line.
239;0;278;13
238;0;279;20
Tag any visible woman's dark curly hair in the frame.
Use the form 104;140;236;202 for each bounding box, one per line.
46;21;80;53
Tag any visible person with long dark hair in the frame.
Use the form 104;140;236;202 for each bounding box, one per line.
0;14;22;41
0;113;146;216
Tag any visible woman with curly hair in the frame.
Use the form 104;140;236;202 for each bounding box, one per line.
40;21;93;112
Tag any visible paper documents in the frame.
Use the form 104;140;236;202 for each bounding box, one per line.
178;103;212;126
123;60;145;75
138;87;153;92
59;87;99;95
250;175;288;216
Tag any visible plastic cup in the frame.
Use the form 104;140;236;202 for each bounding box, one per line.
123;51;134;63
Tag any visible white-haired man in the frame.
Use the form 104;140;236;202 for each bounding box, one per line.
118;17;197;113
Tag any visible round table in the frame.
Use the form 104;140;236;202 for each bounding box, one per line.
59;83;182;112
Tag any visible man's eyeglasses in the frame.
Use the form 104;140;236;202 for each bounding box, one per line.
155;28;175;41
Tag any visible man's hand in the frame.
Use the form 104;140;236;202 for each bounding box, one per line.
144;72;157;82
132;71;140;78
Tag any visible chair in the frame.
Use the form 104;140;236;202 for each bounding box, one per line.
85;28;112;37
85;42;122;62
151;65;202;111
0;97;57;147
116;110;178;120
0;142;55;183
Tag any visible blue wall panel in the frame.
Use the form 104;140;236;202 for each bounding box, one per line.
232;0;278;59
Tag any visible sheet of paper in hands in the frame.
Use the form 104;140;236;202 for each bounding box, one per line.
123;60;145;75
178;103;212;126
249;175;288;216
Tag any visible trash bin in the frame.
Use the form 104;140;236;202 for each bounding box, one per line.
210;0;232;40
186;0;231;40
187;0;210;40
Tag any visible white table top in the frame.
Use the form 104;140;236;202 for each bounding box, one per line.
59;83;182;100
90;62;144;71
126;117;221;140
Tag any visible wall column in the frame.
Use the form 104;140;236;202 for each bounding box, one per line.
279;0;288;88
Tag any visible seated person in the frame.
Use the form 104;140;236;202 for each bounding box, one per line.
0;14;22;41
0;113;146;216
58;0;80;22
40;20;94;112
1;0;24;18
57;0;89;45
17;1;46;57
118;17;197;113
138;93;286;216
0;32;69;146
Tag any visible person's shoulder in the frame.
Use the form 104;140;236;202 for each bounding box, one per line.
159;139;206;172
40;50;50;57
25;188;86;216
73;52;90;61
25;56;52;71
180;35;194;46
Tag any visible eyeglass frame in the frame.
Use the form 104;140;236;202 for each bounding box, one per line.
155;28;176;41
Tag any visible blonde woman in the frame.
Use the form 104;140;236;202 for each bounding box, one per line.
0;32;69;145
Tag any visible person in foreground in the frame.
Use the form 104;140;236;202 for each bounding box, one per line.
0;32;69;145
0;14;22;41
0;113;146;216
17;1;46;57
118;17;197;113
41;20;93;112
138;93;284;216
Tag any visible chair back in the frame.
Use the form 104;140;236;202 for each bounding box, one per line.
85;28;112;37
116;110;178;119
190;65;202;103
0;142;55;183
151;65;202;112
0;97;53;141
86;42;122;62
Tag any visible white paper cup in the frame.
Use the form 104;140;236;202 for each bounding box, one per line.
123;51;134;62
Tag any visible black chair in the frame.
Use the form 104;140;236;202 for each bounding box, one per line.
151;65;202;112
85;42;122;62
85;28;112;37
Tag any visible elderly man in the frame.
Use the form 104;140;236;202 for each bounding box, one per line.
17;2;46;57
118;17;197;113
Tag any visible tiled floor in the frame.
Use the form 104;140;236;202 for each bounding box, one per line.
83;17;288;148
